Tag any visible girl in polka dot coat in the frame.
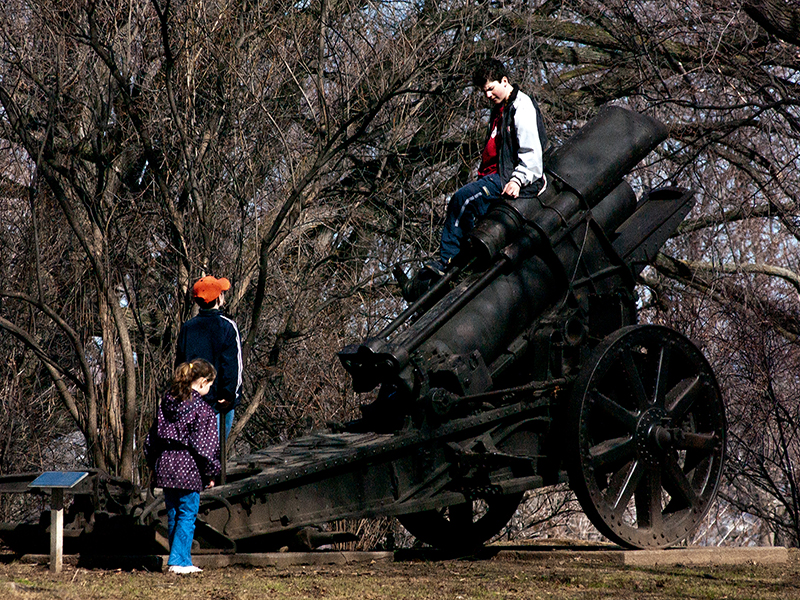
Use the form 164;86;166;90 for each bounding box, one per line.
145;359;221;573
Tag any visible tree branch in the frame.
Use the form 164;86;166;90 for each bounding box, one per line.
745;0;800;47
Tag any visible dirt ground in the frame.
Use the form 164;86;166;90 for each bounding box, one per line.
1;547;799;600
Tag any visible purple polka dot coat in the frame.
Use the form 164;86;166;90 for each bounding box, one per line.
144;390;221;491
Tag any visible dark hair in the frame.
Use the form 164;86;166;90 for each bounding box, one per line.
194;296;218;310
472;58;509;88
170;359;216;402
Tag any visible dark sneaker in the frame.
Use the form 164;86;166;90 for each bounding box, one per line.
395;260;448;303
401;268;439;302
422;259;447;278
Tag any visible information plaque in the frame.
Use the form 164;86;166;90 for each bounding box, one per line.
29;471;89;490
28;471;91;573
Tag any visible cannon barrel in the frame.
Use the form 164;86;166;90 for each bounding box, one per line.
339;106;668;397
409;183;635;366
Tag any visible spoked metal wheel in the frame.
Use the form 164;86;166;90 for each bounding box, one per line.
566;325;726;548
398;494;523;551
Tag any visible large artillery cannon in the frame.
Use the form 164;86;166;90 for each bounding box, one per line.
0;106;725;556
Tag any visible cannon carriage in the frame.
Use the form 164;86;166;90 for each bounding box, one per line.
331;104;726;550
0;106;725;555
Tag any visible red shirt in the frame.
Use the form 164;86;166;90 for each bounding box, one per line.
478;106;503;177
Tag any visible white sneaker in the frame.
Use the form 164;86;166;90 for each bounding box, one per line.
168;565;202;574
168;565;188;574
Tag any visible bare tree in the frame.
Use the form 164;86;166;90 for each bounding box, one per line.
0;0;798;547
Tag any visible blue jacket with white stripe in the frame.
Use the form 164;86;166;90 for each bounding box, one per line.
175;309;243;409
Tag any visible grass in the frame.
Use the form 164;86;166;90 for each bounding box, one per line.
1;550;800;599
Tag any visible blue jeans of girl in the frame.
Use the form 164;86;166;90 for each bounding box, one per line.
165;489;200;567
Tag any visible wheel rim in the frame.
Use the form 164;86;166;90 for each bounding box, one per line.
567;325;726;548
398;494;523;550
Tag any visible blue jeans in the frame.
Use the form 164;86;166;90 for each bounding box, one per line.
439;174;502;266
216;409;234;439
165;489;200;567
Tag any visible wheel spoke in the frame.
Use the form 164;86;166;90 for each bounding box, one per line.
591;390;638;432
589;437;636;474
652;345;671;408
682;449;712;475
607;459;645;515
634;468;663;530
666;376;703;421
620;348;650;410
662;453;700;509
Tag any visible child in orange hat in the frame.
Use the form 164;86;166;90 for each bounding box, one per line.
175;276;242;438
